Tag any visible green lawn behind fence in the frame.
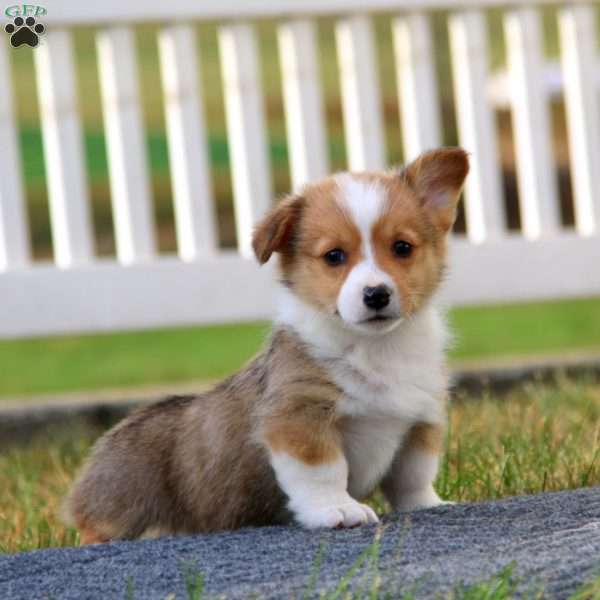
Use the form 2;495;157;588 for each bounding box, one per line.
1;297;599;398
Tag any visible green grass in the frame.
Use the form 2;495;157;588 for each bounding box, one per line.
2;378;600;598
448;296;600;360
0;297;598;398
3;377;600;555
0;426;90;553
0;321;270;397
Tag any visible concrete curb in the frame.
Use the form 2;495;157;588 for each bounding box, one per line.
451;353;600;395
1;356;599;447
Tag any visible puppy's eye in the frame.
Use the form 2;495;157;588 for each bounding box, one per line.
324;248;346;266
392;240;413;258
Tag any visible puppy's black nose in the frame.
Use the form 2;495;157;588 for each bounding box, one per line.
363;285;391;310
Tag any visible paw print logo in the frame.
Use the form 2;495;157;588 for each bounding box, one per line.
4;16;45;48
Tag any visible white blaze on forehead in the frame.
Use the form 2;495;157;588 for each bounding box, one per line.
333;174;387;256
333;174;402;329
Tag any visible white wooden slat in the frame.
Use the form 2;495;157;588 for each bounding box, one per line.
0;38;29;270
505;8;560;239
448;10;505;243
3;233;600;338
97;26;156;264
558;4;600;236
33;29;93;268
218;22;272;258
158;24;218;261
335;14;386;171
392;12;442;162
278;19;329;190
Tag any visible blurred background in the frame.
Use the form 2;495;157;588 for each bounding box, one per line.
11;11;583;259
1;0;600;557
1;6;598;397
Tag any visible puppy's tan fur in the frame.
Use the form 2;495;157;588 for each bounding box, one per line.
64;148;468;542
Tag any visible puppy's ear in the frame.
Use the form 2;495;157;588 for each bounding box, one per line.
252;195;304;264
401;147;469;232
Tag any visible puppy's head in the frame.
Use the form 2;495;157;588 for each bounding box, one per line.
253;148;469;335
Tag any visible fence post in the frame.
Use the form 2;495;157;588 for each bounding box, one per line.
449;10;505;243
34;29;93;267
278;19;329;190
392;12;442;162
97;26;156;264
335;15;386;171
219;22;272;258
505;7;560;238
159;24;218;260
559;4;600;236
0;39;29;270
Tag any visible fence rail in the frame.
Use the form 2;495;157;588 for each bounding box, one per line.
1;1;599;338
38;0;578;24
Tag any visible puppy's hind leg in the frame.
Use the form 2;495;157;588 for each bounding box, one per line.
79;526;110;545
61;472;147;545
62;501;119;545
381;423;447;511
62;504;115;545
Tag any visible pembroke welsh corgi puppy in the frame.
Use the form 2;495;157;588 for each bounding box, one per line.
64;147;469;543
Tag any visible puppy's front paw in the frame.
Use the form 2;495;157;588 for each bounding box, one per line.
296;499;379;529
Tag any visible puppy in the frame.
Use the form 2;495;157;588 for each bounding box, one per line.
63;147;469;543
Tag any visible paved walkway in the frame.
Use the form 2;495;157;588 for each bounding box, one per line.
1;487;599;599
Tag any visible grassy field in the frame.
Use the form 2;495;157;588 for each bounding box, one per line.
10;8;599;257
2;376;600;598
1;296;599;398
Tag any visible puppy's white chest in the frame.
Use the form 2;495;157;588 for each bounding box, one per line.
330;348;446;499
342;415;408;499
332;345;446;422
335;370;419;499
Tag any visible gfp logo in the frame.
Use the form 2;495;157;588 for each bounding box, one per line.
4;4;46;47
5;4;46;17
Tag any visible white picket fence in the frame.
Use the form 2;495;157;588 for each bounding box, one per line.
0;0;599;339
